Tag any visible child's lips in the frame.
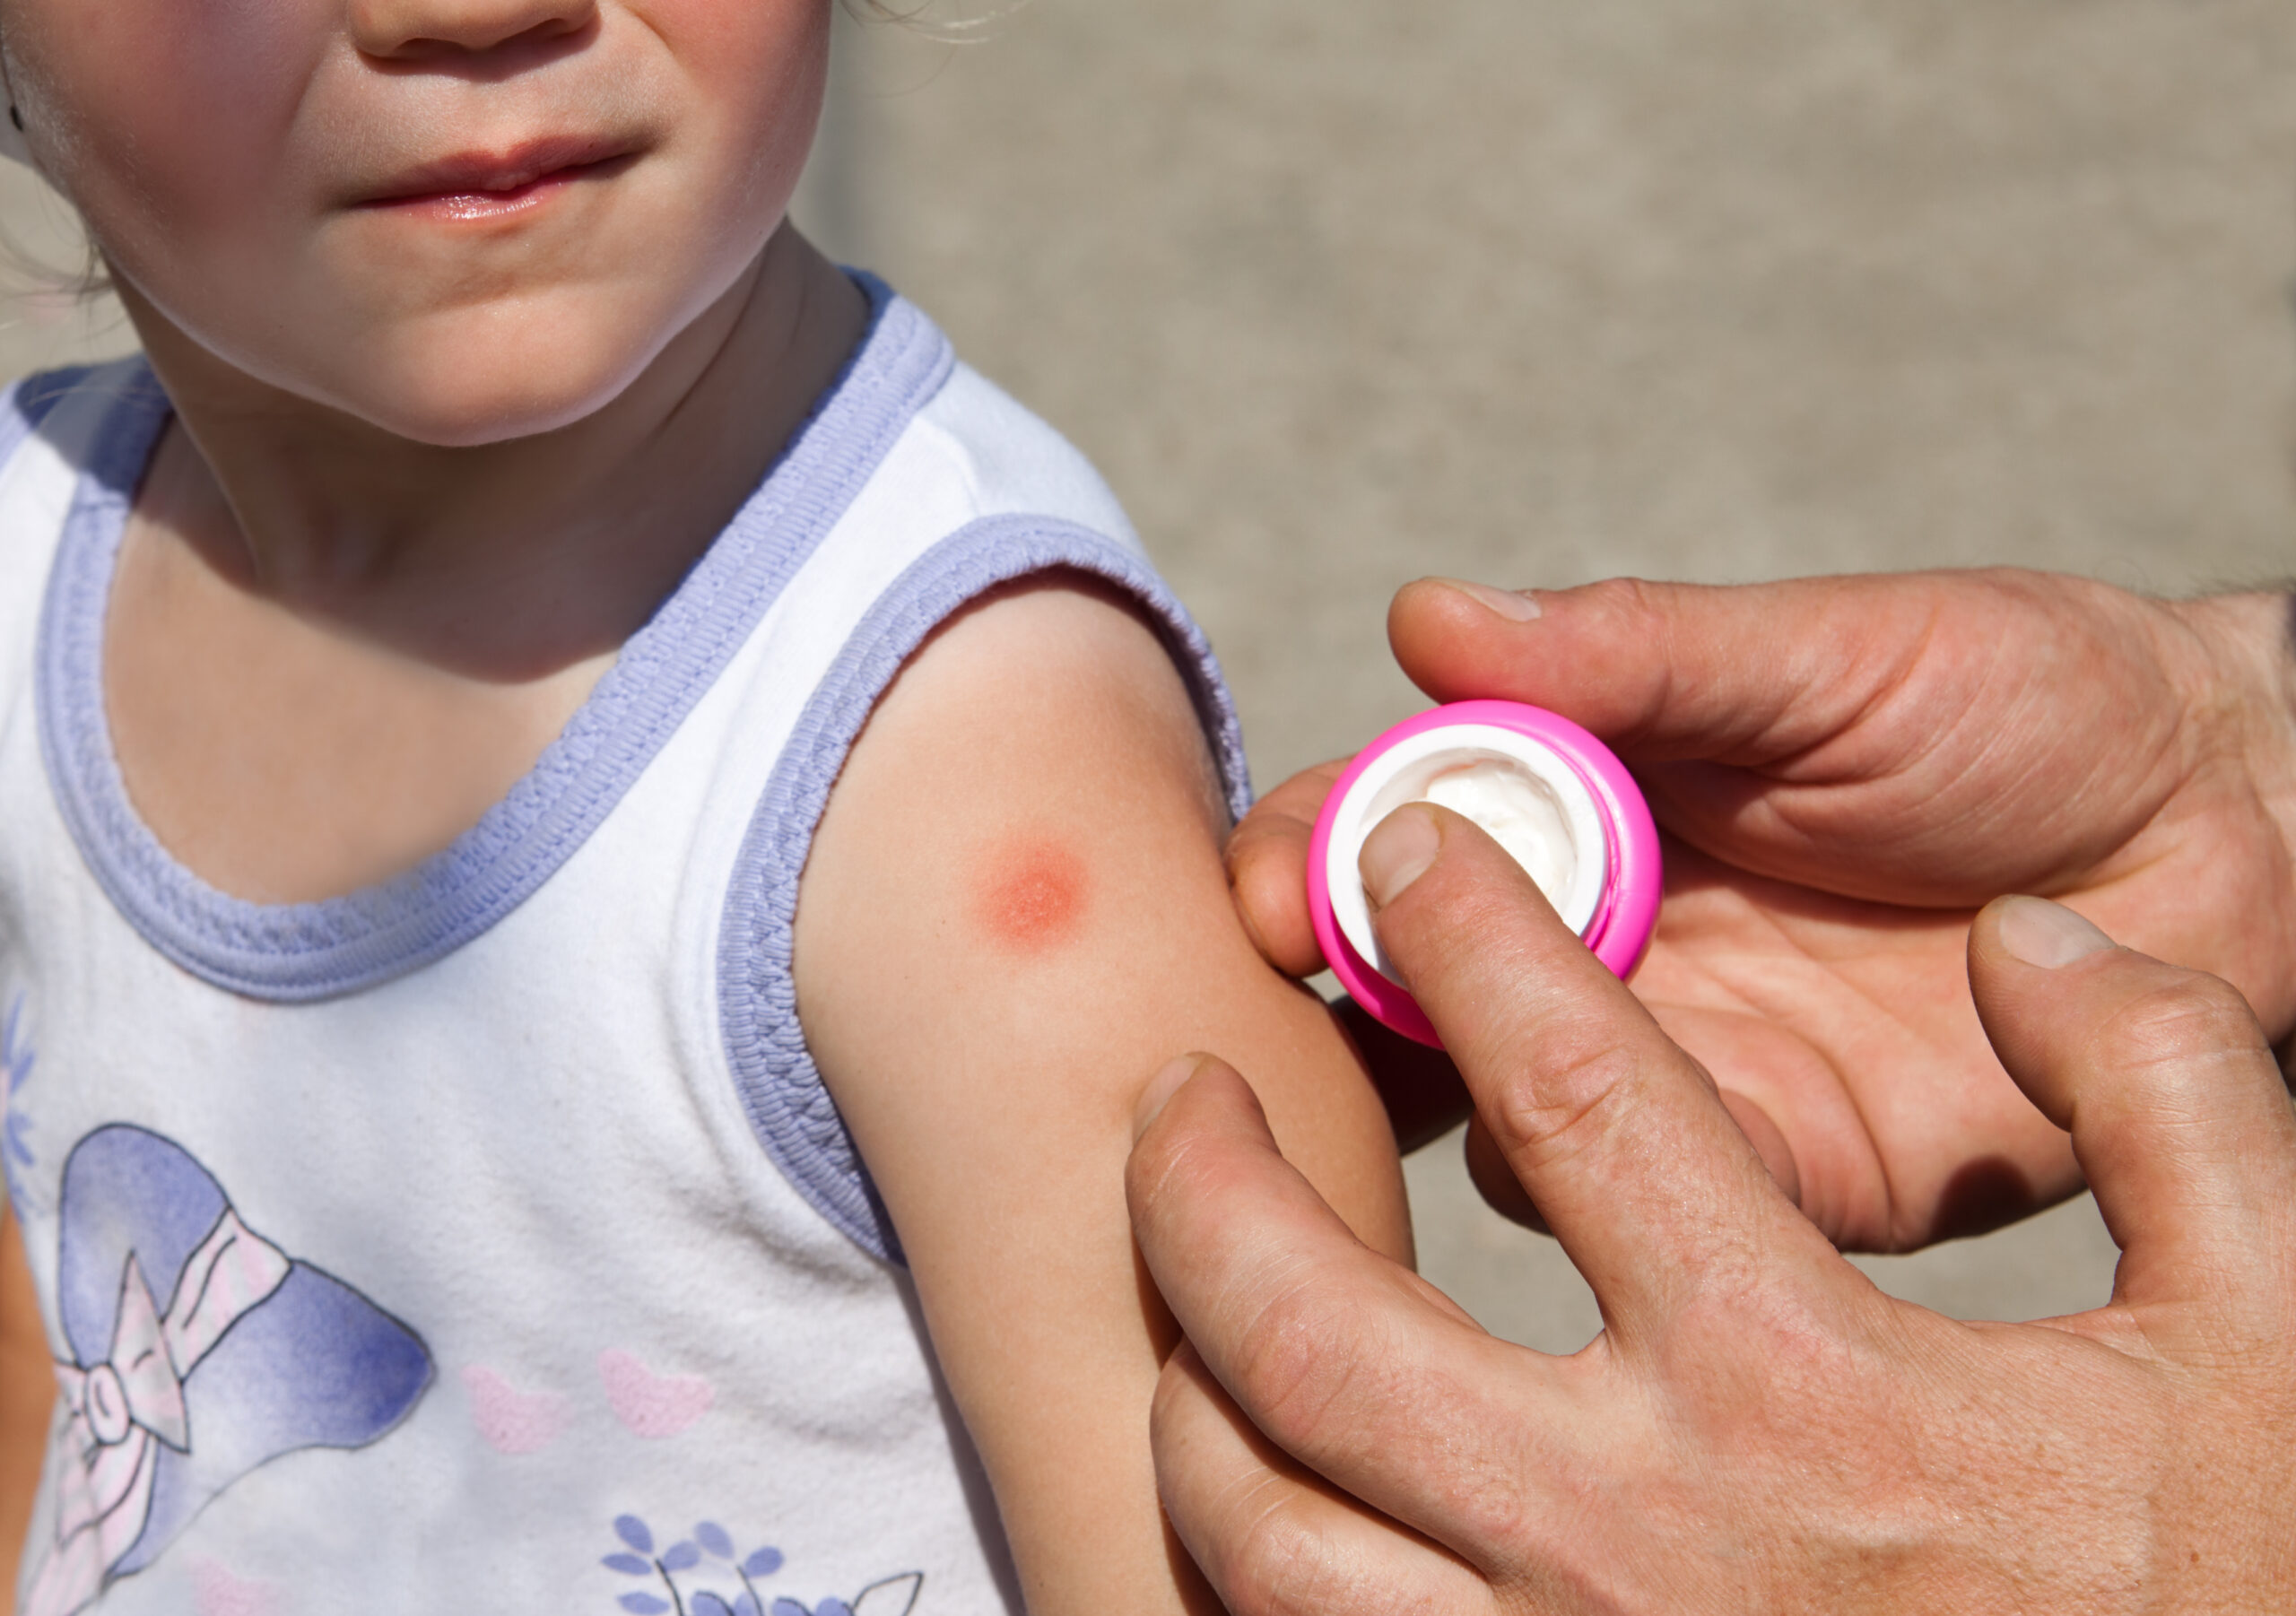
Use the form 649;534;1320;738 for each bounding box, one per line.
355;134;637;218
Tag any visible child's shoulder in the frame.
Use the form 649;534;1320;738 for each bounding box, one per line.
838;285;1137;555
0;355;167;528
0;357;159;684
905;360;1137;543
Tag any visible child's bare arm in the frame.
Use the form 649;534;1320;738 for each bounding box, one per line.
0;1208;51;1594
794;577;1412;1615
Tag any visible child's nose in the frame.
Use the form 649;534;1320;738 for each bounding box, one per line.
351;0;597;58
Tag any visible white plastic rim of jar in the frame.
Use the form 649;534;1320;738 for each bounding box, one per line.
1322;722;1613;989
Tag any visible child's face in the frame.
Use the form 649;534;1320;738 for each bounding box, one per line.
0;0;831;444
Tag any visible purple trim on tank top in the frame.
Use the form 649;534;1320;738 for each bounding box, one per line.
717;515;1254;1264
0;366;102;473
34;275;954;1001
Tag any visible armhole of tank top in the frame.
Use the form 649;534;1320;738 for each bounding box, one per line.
717;515;1254;1264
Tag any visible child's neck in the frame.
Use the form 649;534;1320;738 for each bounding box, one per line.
119;224;866;684
99;225;867;904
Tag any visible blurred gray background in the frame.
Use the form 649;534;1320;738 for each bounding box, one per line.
10;1;2296;1348
795;0;2293;1348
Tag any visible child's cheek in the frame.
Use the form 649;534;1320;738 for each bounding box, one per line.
636;0;830;150
20;0;317;240
635;0;829;68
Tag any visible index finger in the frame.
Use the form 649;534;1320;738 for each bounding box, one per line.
1361;804;1843;1345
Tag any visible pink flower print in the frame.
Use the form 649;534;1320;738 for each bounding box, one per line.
598;1350;713;1438
190;1559;280;1616
462;1366;570;1457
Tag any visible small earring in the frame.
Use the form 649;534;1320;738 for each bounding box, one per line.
7;108;21;134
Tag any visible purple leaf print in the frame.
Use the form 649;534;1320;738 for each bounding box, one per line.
596;1510;846;1616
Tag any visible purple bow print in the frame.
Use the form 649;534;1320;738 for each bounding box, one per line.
23;1125;431;1616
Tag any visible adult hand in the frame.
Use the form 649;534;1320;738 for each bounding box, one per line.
1231;570;2296;1248
1137;805;2296;1613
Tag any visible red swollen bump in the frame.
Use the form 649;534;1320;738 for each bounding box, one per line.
973;837;1089;952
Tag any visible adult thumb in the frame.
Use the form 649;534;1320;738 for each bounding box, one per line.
1968;896;2296;1338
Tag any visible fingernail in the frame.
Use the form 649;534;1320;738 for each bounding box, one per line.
1361;805;1441;908
1996;896;2116;969
1439;578;1543;623
1135;1054;1204;1139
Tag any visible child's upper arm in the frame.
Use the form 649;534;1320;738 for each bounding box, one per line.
0;1207;51;1597
792;575;1413;1616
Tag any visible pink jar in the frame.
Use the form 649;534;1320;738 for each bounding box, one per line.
1306;700;1663;1047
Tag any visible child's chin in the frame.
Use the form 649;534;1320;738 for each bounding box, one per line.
335;341;658;449
352;392;627;450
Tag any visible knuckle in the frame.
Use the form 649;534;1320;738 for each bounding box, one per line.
1212;1488;1384;1616
1226;1273;1378;1459
2095;973;2268;1073
1145;1356;1378;1616
1482;1030;1645;1167
1126;1105;1244;1249
1582;574;1663;629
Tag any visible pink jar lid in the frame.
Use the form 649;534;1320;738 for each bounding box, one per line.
1306;700;1662;1048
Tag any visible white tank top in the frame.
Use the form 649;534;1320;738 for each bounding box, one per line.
0;280;1249;1616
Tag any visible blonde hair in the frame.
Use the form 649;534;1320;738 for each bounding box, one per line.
843;0;1014;40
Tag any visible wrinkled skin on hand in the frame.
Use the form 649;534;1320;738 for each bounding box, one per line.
1139;809;2296;1614
1229;569;2296;1249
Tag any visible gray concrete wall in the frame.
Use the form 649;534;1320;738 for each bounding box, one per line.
0;161;135;381
13;1;2293;1346
804;0;2294;1345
